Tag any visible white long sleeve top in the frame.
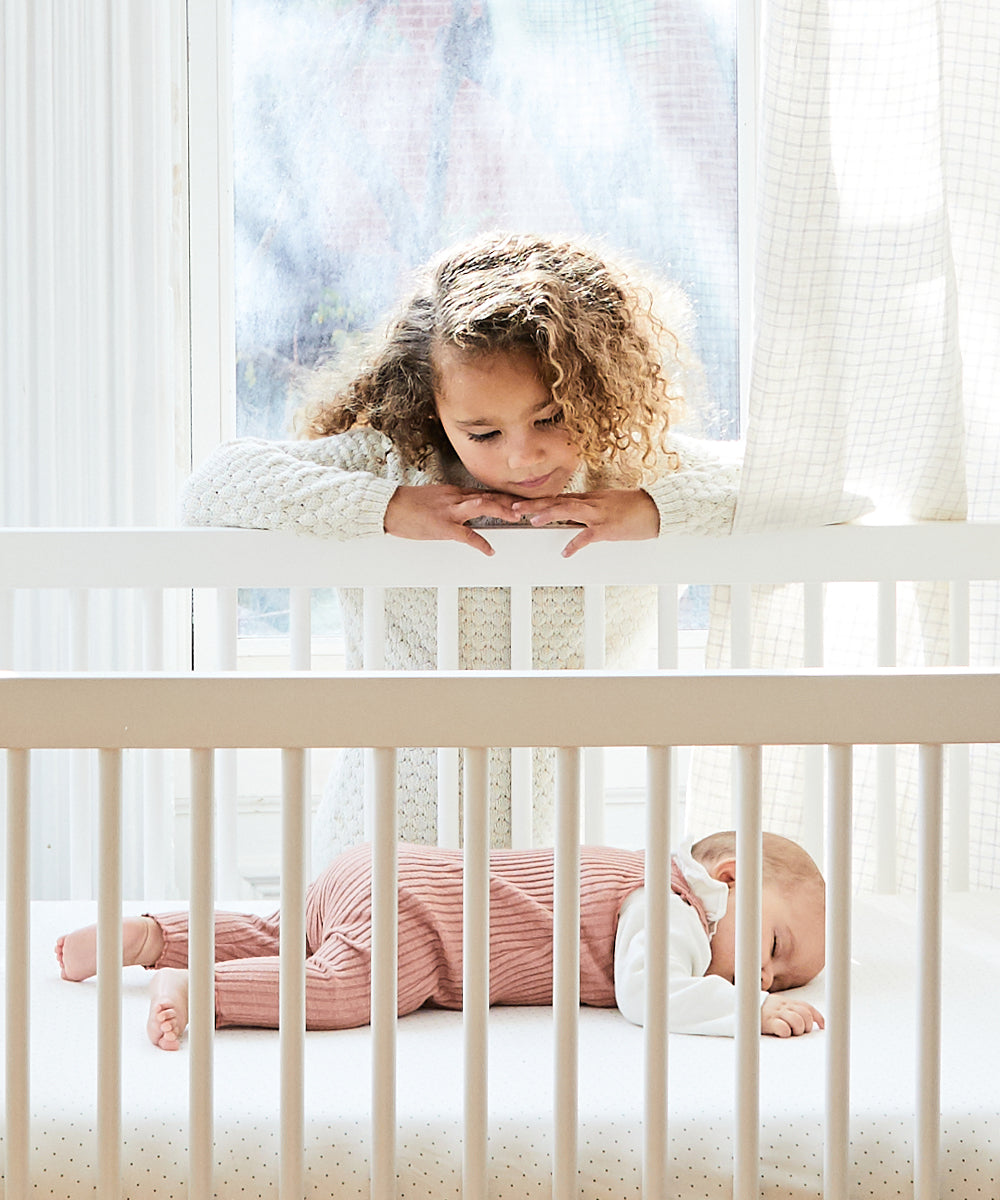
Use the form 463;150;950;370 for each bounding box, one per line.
180;428;741;863
614;837;768;1036
180;426;739;543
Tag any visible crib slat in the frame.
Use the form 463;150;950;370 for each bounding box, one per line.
948;579;970;890
875;744;896;892
69;588;92;898
802;581;824;666
289;586;311;670
215;587;241;897
656;584;679;670
510;585;532;848
363;586;386;669
280;747;307;1200
825;744;852;1200
583;587;605;844
5;748;31;1198
437;585;460;847
97;747;123;1198
875;582;897;892
189;747;215;1198
730;582;752;668
0;589;13;668
801;583;825;864
215;586;238;670
371;747;398;1200
463;746;490;1200
734;745;761;1200
553;747;581;1200
363;590;387;846
643;746;671;1199
915;744;943;1200
141;587;170;897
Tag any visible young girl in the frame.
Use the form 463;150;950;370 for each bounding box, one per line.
181;232;741;860
56;831;825;1049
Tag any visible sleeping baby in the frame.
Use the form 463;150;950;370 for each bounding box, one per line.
56;829;825;1049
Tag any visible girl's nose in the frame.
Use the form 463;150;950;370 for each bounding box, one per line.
760;964;774;991
507;431;544;469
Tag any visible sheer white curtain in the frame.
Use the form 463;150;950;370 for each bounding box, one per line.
1;0;186;897
689;0;1000;888
1;0;185;536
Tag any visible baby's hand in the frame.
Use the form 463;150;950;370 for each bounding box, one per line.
760;994;825;1038
384;485;517;555
508;489;659;557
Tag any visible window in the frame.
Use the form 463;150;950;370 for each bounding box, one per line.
233;0;739;442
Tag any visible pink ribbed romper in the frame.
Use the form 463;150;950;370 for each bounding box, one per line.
152;843;698;1030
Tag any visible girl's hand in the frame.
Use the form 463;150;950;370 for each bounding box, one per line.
760;994;825;1037
383;485;517;556
509;489;660;557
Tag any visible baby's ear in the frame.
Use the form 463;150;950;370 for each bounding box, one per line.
708;855;737;885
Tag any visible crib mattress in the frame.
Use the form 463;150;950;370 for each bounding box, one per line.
2;893;998;1200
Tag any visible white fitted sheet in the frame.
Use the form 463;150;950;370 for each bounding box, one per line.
2;892;998;1199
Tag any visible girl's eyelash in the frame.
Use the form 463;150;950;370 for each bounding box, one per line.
466;412;562;443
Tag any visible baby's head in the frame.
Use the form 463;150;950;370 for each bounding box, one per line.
691;831;826;993
296;232;695;486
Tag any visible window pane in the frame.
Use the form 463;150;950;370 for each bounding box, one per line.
233;0;738;442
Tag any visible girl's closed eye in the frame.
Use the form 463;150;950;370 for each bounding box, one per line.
466;410;562;443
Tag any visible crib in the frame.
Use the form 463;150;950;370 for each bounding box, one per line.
2;522;999;1200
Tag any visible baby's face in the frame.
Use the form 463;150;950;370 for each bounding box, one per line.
433;346;581;499
705;879;825;993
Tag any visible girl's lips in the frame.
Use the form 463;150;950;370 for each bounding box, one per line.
513;470;555;490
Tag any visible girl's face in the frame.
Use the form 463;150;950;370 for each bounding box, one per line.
433;347;581;498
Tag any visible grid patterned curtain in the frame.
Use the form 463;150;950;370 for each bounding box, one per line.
687;0;1000;889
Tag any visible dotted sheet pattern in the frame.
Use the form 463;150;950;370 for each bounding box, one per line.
2;895;997;1199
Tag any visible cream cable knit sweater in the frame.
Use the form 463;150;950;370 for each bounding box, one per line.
181;427;740;868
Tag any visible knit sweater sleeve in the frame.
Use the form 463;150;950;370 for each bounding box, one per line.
641;433;741;536
179;430;416;539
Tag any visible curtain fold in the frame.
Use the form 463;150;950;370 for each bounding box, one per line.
688;0;1000;889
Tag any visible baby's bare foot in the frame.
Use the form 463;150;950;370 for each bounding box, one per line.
147;968;190;1050
55;916;163;981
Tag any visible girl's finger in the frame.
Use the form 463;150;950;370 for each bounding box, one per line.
455;494;518;521
561;527;597;557
457;525;495;556
526;502;598;527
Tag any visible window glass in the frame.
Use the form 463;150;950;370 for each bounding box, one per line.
234;0;738;439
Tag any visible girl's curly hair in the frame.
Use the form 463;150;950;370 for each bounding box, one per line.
294;232;698;483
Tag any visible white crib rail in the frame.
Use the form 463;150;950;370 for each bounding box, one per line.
3;522;1000;899
4;521;1000;589
4;669;999;1200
